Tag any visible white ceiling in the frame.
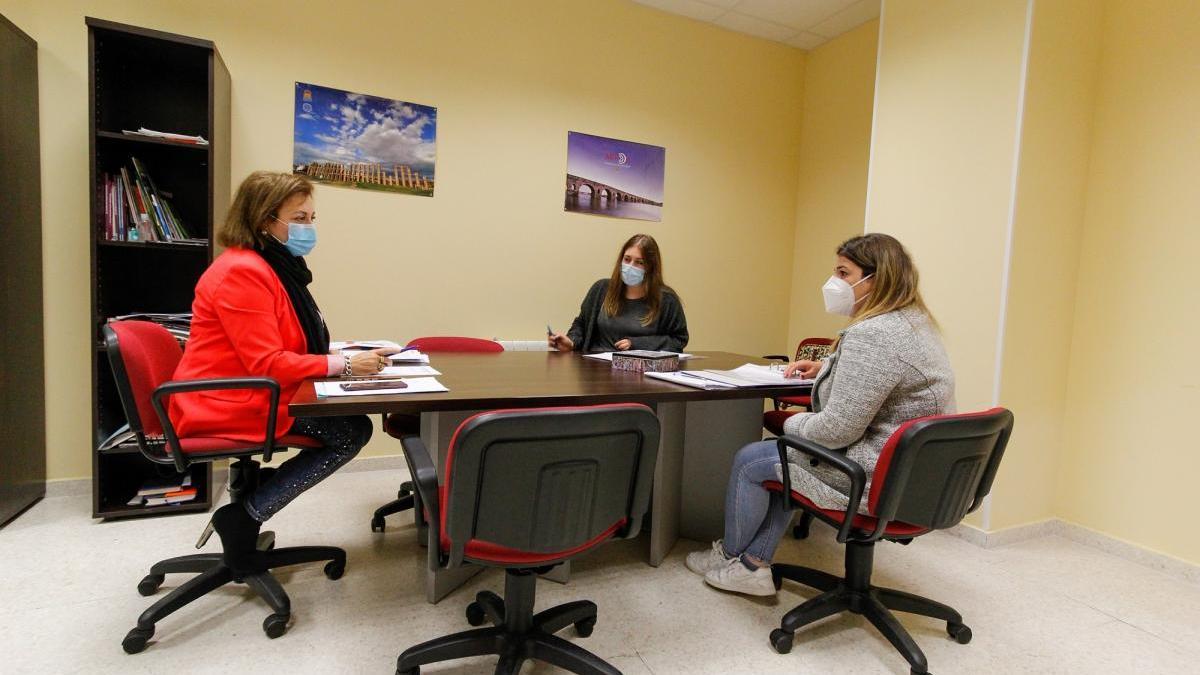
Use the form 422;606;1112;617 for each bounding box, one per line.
630;0;881;50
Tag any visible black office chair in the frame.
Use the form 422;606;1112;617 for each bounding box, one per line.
762;408;1013;675
104;321;346;653
394;404;660;675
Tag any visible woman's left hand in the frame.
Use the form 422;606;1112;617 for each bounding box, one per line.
614;339;632;350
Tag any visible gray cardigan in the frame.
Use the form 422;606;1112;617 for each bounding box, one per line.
566;279;688;353
779;305;955;513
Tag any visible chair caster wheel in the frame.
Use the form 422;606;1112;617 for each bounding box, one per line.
122;626;154;654
371;515;386;533
263;613;289;638
137;574;164;596
574;617;596;638
948;622;972;644
465;601;487;626
792;523;810;540
769;628;793;654
324;560;345;580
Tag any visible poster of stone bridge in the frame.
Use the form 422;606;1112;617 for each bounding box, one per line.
292;82;436;197
565;131;665;221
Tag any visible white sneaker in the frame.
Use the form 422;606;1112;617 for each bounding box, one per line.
704;557;777;597
686;540;732;576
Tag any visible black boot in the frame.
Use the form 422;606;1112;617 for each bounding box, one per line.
212;503;266;574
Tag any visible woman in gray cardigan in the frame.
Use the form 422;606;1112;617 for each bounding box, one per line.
687;233;955;597
548;233;688;354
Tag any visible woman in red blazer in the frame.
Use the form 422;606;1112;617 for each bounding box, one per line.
171;171;388;570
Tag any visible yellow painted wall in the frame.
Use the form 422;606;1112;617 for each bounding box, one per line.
865;0;1030;529
1056;0;1200;564
1;0;807;480
786;20;879;351
990;0;1103;531
864;0;1029;419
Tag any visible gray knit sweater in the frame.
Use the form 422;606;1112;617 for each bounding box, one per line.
779;305;955;513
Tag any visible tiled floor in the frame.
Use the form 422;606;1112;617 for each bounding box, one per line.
3;467;1197;674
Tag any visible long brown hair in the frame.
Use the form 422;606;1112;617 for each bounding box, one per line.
602;234;672;326
218;171;313;248
837;232;936;327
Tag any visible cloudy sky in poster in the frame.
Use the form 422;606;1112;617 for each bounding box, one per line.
293;82;436;177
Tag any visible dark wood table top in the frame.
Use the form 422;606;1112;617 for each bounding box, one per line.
288;351;812;417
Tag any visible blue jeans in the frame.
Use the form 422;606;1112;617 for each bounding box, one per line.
245;415;372;522
723;440;794;563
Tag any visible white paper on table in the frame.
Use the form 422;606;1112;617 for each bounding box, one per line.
644;371;736;390
314;377;449;397
582;351;695;362
331;339;404;351
702;364;814;387
389;351;430;364
379;365;441;377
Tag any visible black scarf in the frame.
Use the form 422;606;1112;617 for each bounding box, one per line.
255;238;330;355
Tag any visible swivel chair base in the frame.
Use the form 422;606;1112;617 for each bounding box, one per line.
123;542;346;654
396;568;617;675
370;480;415;532
122;460;346;654
769;540;972;675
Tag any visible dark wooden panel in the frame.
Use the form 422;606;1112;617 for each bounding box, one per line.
289;351;811;416
0;12;46;525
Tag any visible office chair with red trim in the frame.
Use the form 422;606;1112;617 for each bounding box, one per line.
394;404;659;675
763;408;1013;675
762;336;834;436
104;321;345;654
370;336;504;533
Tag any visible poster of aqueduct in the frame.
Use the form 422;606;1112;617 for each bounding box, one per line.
292;82;437;197
565;131;665;222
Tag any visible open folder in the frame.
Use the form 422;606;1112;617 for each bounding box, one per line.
646;364;814;390
314;377;449;397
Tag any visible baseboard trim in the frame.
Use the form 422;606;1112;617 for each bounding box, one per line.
44;477;91;498
949;518;1200;586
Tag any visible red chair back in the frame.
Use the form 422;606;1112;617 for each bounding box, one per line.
869;408;1013;530
103;321;183;438
406;336;503;353
440;404;659;568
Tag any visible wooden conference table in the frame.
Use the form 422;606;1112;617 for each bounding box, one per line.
289;350;811;602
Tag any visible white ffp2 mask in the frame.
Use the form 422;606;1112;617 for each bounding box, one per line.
822;274;872;316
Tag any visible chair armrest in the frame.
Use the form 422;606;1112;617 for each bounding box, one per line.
399;434;443;570
776;435;867;544
150;378;280;472
762;354;790;363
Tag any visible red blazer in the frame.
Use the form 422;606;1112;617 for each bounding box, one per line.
169;247;328;442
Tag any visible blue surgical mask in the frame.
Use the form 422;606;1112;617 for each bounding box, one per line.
621;263;646;287
273;216;317;257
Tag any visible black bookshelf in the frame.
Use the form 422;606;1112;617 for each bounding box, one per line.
87;17;231;519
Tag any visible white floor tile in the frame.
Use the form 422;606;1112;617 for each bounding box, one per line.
2;468;1196;674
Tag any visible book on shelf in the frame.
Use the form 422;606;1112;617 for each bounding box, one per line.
122;127;209;145
100;156;196;244
127;475;196;506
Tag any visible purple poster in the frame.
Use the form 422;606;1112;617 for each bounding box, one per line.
565;131;665;222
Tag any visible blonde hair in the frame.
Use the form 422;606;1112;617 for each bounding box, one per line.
838;233;936;327
602;234;674;326
218;171;314;248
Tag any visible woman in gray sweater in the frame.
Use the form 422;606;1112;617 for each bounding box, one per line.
687;233;955;596
548;233;688;354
